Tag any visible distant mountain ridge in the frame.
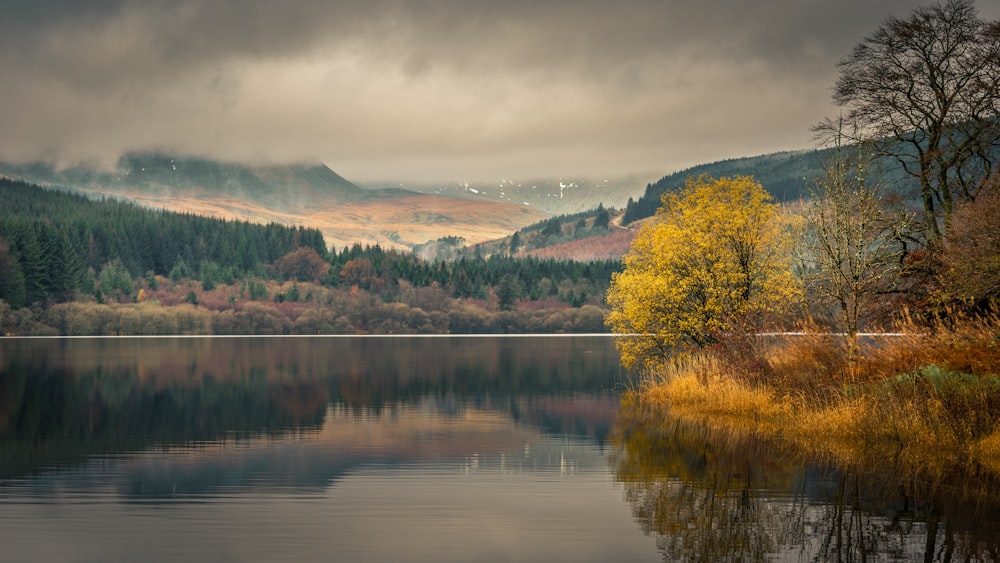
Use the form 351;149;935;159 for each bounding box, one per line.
0;153;389;214
363;174;651;215
0;153;548;251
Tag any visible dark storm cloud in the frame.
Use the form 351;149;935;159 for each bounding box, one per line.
2;0;997;180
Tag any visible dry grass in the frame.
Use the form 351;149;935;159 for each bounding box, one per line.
973;430;1000;475
637;310;1000;477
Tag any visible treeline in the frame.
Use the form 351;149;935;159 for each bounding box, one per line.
329;243;618;304
0;178;326;308
0;179;618;335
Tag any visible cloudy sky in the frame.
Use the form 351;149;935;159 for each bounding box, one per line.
3;0;998;183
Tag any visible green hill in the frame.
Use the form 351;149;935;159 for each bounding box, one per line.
622;150;826;224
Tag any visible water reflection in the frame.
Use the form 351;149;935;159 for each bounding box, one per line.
0;336;622;479
611;397;1000;561
0;336;658;563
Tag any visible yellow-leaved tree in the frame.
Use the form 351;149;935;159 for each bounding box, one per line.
606;175;802;369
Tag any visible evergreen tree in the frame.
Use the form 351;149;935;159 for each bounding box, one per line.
497;274;522;311
0;237;26;308
541;217;562;237
18;227;47;304
594;204;611;230
509;231;521;255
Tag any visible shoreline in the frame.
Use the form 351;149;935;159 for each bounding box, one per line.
626;315;1000;481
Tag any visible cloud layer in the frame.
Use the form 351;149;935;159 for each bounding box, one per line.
3;0;997;182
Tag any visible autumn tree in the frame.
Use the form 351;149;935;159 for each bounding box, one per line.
819;0;1000;240
605;175;801;368
803;125;909;358
339;257;376;290
272;247;330;284
938;172;1000;306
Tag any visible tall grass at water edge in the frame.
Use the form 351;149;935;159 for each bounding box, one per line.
632;311;1000;478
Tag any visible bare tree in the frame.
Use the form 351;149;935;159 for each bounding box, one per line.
817;0;1000;241
804;121;910;359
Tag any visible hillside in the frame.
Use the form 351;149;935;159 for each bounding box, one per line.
620;146;929;225
416;206;635;263
0;153;548;251
622;149;826;224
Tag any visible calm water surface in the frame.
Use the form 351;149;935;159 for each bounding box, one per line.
2;336;999;562
1;336;656;563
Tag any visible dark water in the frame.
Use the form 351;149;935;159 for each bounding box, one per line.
0;336;656;563
2;336;999;562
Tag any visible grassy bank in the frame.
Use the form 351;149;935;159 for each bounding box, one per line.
632;312;1000;478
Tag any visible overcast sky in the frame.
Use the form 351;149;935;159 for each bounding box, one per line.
3;0;998;183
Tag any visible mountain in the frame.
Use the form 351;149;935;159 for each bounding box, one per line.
0;153;372;212
0;153;548;251
362;173;651;215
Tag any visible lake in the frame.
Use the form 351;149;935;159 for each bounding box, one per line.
2;336;999;562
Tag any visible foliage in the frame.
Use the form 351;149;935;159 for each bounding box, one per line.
592;204;610;230
98;259;134;302
328;242;618;310
271;247;330;283
819;0;1000;240
496;274;522;311
541;217;562;237
0;237;26;309
508;231;521;254
606;175;802;368
938;177;1000;306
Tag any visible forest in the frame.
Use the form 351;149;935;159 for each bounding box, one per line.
0;178;617;335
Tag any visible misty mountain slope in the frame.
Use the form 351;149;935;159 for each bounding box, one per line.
0;153;548;251
365;174;651;215
0;153;384;214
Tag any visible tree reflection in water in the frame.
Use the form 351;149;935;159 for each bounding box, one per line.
611;396;1000;562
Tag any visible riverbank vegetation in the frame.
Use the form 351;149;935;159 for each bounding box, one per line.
628;310;1000;478
610;1;1000;478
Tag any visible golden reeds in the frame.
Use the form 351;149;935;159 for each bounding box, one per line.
634;310;1000;477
